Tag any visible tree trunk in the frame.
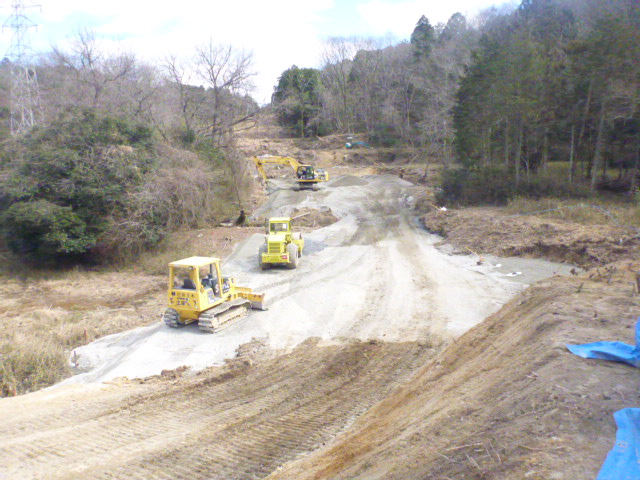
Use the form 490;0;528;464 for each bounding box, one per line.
504;121;509;168
515;125;523;185
569;124;575;184
542;128;549;172
590;99;607;192
578;75;594;180
629;137;640;199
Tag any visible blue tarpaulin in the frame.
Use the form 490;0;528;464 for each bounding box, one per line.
566;318;640;479
597;408;640;480
566;318;640;368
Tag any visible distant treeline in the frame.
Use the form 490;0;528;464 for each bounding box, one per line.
272;0;639;202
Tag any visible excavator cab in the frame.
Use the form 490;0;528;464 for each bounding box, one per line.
251;155;329;190
296;165;315;180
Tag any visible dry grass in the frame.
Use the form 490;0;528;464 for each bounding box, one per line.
0;224;266;396
0;272;166;396
137;226;264;275
505;197;640;229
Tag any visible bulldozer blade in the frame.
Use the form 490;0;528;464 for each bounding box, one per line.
236;287;267;311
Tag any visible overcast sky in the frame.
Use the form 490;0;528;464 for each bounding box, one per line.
2;0;503;104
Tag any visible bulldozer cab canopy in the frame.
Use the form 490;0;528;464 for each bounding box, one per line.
169;256;220;268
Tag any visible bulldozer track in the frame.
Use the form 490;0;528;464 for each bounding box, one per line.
197;298;251;333
0;341;436;479
163;308;182;328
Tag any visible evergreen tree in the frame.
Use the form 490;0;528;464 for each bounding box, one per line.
272;66;323;136
411;16;436;59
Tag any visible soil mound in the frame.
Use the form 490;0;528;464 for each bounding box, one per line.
420;206;640;268
269;266;640;479
290;207;339;228
330;175;369;187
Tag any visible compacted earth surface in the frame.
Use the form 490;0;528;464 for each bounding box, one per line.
1;134;639;480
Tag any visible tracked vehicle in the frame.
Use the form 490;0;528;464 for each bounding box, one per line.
251;155;328;190
163;256;266;333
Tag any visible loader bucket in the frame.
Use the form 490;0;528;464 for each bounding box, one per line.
237;286;267;310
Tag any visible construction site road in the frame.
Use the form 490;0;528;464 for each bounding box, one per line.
0;174;578;480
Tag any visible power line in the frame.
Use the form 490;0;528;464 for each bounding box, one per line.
2;0;41;135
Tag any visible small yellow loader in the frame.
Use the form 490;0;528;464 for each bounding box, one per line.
258;217;304;270
163;256;266;333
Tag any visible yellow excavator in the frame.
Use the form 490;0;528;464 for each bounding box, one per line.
164;256;266;333
251;155;329;190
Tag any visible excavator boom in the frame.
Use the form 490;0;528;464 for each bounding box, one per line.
251;155;328;188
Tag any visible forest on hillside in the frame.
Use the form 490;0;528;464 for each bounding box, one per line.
273;0;639;202
0;0;638;265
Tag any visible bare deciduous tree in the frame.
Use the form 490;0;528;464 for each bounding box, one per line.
51;28;135;110
162;55;206;137
194;39;256;143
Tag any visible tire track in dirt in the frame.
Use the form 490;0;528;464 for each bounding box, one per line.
0;341;436;479
0;174;528;479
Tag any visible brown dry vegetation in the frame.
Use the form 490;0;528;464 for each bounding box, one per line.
420;204;640;268
0;225;259;395
0;206;339;396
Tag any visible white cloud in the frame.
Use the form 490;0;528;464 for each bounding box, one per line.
2;0;498;104
25;0;333;103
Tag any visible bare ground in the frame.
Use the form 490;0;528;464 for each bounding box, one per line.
420;205;640;268
1;131;640;479
2;259;638;479
268;267;640;480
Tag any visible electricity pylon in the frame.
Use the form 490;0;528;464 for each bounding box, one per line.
2;0;40;135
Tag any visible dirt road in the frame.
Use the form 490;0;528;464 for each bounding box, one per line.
60;174;545;384
0;174;589;479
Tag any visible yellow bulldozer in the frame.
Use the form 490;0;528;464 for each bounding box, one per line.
251;155;329;190
258;217;304;269
163;256;266;333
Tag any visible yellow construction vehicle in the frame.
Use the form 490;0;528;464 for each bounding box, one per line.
163;256;266;333
251;155;329;190
258;217;304;269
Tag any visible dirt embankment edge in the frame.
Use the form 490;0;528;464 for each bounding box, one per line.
420;206;640;269
269;263;640;479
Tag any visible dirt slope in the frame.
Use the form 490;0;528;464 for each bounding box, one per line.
269;267;640;479
0;340;436;479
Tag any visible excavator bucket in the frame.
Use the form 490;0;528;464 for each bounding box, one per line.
236;286;267;310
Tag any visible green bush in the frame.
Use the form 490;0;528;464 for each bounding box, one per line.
2;200;96;259
369;124;401;147
0;109;156;263
437;167;515;205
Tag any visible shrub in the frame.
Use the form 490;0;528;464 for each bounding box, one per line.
437;167;515;206
2;200;96;260
0;109;156;263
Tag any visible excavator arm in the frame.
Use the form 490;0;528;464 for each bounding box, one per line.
251;155;328;189
251;155;303;182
